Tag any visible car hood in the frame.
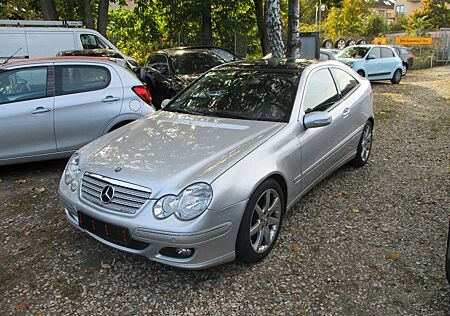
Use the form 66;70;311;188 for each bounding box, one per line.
81;111;285;197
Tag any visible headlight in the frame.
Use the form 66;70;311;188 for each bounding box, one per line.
153;183;213;220
64;153;81;192
346;62;354;67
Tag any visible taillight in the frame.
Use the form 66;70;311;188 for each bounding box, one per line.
132;85;152;104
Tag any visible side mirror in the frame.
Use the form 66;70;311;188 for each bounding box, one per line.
303;111;332;129
161;99;171;109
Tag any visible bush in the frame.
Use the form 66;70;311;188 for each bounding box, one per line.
363;13;388;37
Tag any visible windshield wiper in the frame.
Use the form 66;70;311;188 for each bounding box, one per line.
163;108;205;116
208;111;252;120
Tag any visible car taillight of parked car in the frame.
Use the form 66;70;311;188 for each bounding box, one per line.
132;86;152;105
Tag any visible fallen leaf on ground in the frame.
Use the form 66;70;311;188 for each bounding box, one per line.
337;191;347;197
291;244;301;253
24;230;31;236
15;302;30;312
101;258;116;269
352;208;360;213
30;187;45;193
325;260;333;267
386;251;401;261
15;179;27;184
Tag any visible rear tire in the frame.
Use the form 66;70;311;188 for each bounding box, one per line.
351;121;373;167
391;69;402;84
401;63;408;76
236;179;285;263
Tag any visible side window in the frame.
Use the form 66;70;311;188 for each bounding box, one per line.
331;68;359;98
381;48;395;58
55;65;110;95
146;54;169;75
368;47;381;59
303;68;339;113
80;34;111;50
0;67;48;104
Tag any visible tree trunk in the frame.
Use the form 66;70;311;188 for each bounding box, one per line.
265;0;285;58
39;0;58;20
253;0;270;56
287;0;301;58
81;0;94;29
199;0;213;45
97;0;109;36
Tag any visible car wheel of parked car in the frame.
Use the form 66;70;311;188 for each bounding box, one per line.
391;69;402;84
401;63;408;76
351;121;373;167
357;70;366;78
236;178;285;263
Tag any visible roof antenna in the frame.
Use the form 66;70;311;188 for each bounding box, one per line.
2;47;22;65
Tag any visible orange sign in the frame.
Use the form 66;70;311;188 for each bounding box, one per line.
373;37;388;45
395;37;433;45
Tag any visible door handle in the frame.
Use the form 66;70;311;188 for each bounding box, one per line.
101;96;120;102
342;108;350;117
31;107;51;114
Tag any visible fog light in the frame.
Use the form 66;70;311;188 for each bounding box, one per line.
65;173;73;185
176;248;193;258
159;247;195;259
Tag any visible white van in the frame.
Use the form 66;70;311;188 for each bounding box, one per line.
0;20;132;63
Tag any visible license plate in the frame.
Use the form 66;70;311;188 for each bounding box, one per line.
78;212;130;246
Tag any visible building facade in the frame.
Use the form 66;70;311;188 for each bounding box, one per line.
394;0;422;17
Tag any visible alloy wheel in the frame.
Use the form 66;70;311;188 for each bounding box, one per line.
249;189;281;253
361;124;372;162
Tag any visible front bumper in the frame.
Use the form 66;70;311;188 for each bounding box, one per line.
59;192;247;269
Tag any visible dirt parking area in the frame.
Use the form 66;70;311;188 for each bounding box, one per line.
1;66;449;315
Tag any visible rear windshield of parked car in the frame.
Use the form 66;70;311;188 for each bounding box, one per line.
337;47;370;59
170;51;225;75
165;69;300;123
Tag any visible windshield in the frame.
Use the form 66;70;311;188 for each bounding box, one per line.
170;51;225;75
337;47;370;59
164;69;300;123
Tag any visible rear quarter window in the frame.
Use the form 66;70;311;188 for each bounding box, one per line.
55;65;111;95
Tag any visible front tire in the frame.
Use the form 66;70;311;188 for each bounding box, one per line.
391;69;402;84
236;179;285;263
351;121;373;167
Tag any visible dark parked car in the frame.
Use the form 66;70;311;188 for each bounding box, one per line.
390;45;414;76
57;49;140;74
140;47;230;108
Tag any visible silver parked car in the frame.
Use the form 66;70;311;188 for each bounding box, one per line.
58;59;374;269
0;57;155;166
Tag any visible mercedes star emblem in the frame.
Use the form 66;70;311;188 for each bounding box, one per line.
100;185;115;203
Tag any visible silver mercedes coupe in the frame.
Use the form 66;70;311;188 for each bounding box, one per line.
58;59;374;269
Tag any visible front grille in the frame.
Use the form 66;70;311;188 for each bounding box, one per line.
81;172;151;214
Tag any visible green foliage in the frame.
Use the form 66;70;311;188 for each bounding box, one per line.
405;15;433;35
322;0;373;38
0;0;41;19
363;13;388;37
389;16;408;33
409;0;450;30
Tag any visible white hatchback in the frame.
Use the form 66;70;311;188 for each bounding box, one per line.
336;45;403;84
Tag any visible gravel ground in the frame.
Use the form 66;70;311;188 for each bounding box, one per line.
0;66;449;315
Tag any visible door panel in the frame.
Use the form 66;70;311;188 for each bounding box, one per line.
365;47;381;77
0;66;55;159
54;64;123;151
297;68;349;192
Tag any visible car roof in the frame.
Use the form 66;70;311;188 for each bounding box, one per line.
1;56;116;68
347;44;392;49
154;47;218;56
215;58;321;73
